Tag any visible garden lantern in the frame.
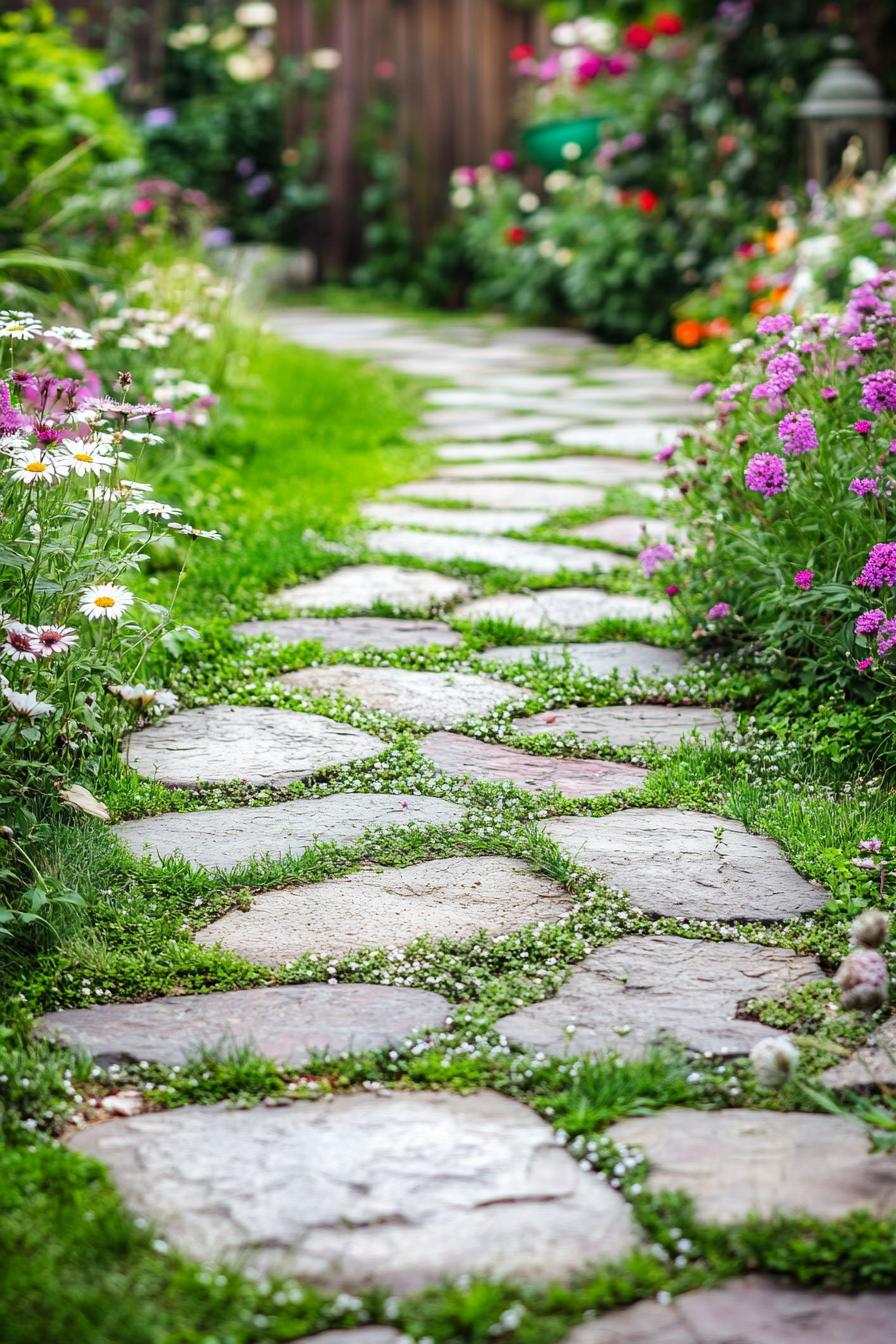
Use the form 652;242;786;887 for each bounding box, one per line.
798;38;893;184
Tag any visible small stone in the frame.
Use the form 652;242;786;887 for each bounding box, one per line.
605;1109;896;1223
420;414;575;440
563;1276;896;1344
304;1332;403;1344
554;423;669;455
67;1091;639;1290
362;502;551;533
366;528;622;576
277;564;470;614
114;792;465;869
37;984;451;1067
101;1089;144;1117
484;642;688;680
822;1019;896;1091
569;517;675;550
454;589;671;631
386;480;606;511
434;440;547;461
420;731;647;798
195;856;572;964
496;935;822;1059
231;615;461;650
278;665;526;729
544;810;826;921
514;704;735;748
440;457;660;485
122;705;386;788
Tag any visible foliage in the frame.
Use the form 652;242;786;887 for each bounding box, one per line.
351;68;417;294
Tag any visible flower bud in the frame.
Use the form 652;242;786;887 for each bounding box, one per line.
849;908;889;949
834;948;890;1011
750;1035;799;1087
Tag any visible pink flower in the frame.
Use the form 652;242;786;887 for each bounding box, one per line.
654;442;677;462
856;657;874;670
130;197;156;217
853;420;873;434
491;149;516;173
860;838;882;852
706;602;731;620
744;452;788;496
793;570;814;590
821;386;839;400
666;584;680;596
855;609;886;635
638;542;674;577
855;542;896;589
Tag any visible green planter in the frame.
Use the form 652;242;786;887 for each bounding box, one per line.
522;115;607;171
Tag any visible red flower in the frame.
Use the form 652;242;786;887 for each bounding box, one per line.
510;43;535;62
624;23;654;50
637;189;659;213
653;12;684;36
718;134;738;155
504;225;528;246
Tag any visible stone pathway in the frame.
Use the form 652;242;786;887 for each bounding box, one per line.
39;310;894;1320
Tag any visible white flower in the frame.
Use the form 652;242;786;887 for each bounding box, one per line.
544;170;574;193
235;1;277;25
1;622;40;663
8;449;67;486
577;17;616;52
60;441;115;478
120;430;164;445
0;311;42;340
451;187;474;209
3;686;55;719
106;683;161;709
78;584;135;621
561;141;583;161
168;522;223;540
33;625;79;657
537;239;557;259
550;21;578;46
518;192;540;213
750;1036;799;1088
154;689;179;711
309;47;341;71
554;247;574;267
44;325;95;351
59;783;110;821
125;499;181;519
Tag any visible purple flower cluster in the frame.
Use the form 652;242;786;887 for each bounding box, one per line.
756;314;794;337
855;542;896;589
860;369;896;414
849;332;878;353
706;602;731;620
638;542;675;577
855;608;886;635
690;381;714;401
854;420;873;434
878;620;896;656
766;352;803;396
777;410;817;456
744;452;788;496
793;569;814;590
0;381;27;435
849;477;880;497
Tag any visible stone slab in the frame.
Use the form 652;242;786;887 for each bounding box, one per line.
37;983;451;1067
554;424;669;455
278;565;470;614
68;1091;639;1291
387;480;606;511
569;516;676;550
421;414;574;441
114;793;465;870
366;528;622;576
420;731;647;798
606;1108;896;1223
485;642;689;680
362;502;550;534
231;615;462;650
543;810;827;921
307;1333;403;1344
822;1018;896;1091
565;1277;896;1344
278;665;527;729
454;589;672;631
513;705;735;748
440;458;661;485
434;441;547;462
496;935;822;1059
195;856;572;964
123;705;386;789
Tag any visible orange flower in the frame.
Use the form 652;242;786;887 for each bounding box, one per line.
751;297;773;316
704;316;732;339
673;319;703;348
769;284;791;304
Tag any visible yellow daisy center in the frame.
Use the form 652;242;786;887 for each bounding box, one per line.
94;595;116;608
74;452;93;462
26;462;46;473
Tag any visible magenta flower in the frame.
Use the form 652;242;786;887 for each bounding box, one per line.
855;542;896;589
849;477;880;497
666;584;680;596
855;608;886;635
690;381;714;401
793;569;814;590
860;369;896;414
756;314;794;337
777;410;817;456
856;657;874;671
638;542;674;577
706;602;731;620
766;352;803;395
821;386;839;400
854;420;873;434
849;332;877;352
654;442;677;462
859;838;882;852
491;149;516;173
878;620;896;656
744;452;788;496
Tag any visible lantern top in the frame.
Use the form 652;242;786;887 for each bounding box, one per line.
799;39;894;120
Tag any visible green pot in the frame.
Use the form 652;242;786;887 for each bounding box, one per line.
522;115;607;171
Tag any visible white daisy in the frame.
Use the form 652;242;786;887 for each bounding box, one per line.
1;622;40;662
34;625;79;657
0;311;42;341
8;449;67;486
44;325;95;351
3;686;55;719
59;440;115;478
78;584;135;621
168;522;222;540
106;683;159;708
125;498;181;519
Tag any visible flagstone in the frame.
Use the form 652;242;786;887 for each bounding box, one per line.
569;516;676;549
605;1108;896;1223
419;414;575;440
435;440;547;461
278;665;527;729
543;810;827;921
496;935;823;1059
277;564;471;614
365;527;622;575
194;856;573;964
362;502;550;533
555;423;671;455
36;983;452;1067
387;479;606;511
454;588;672;631
67;1091;640;1291
114;792;465;870
440;457;661;485
420;731;647;797
308;1332;403;1344
513;704;735;748
484;641;689;679
232;615;462;650
821;1018;896;1091
563;1276;896;1344
123;705;386;789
